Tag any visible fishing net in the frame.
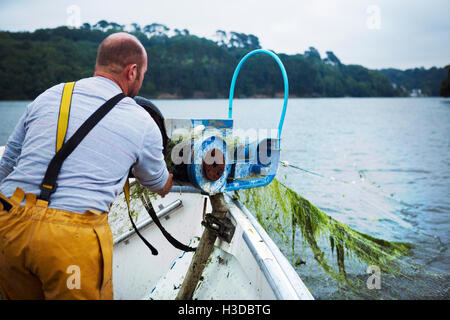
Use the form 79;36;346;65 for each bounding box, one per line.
235;177;448;299
236;178;412;276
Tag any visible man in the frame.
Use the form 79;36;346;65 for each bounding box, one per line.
0;32;173;299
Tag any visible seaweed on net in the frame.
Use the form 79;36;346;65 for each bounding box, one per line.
235;178;414;284
143;129;414;281
147;128;415;286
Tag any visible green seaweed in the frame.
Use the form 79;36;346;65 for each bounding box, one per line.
235;178;414;284
126;181;158;223
129;180;157;202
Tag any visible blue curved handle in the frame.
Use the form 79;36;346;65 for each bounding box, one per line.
228;49;289;140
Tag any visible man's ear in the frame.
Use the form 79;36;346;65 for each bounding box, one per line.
124;64;137;81
129;64;138;81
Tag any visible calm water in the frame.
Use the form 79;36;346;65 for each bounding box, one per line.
1;97;449;299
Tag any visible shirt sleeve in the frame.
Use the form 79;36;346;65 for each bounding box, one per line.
0;109;27;183
132;119;169;192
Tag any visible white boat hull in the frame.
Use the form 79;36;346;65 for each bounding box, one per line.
109;182;313;300
0;146;313;300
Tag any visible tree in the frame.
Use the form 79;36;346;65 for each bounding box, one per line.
229;32;246;48
109;22;124;31
81;23;91;30
247;34;260;50
440;65;450;97
93;20;109;31
143;23;169;38
324;51;341;66
304;47;321;60
228;32;260;50
214;30;228;46
131;23;141;32
174;29;189;36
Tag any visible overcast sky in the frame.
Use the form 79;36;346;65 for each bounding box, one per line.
0;0;449;70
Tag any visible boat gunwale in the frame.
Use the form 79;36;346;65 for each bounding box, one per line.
112;184;313;300
229;194;314;300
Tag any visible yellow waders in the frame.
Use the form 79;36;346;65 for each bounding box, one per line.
0;190;113;300
0;82;119;300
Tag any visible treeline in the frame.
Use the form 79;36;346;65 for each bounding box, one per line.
0;21;446;100
379;67;447;96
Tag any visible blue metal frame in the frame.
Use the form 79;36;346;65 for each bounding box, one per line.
178;49;290;194
227;49;289;140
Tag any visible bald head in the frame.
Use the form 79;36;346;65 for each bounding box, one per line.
95;32;147;75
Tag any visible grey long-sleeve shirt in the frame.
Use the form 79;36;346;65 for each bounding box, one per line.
0;76;169;214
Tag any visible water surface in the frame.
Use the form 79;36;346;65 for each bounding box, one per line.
1;97;449;299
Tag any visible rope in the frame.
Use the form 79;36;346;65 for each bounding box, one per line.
279;160;413;229
280;160;355;184
278;160;447;242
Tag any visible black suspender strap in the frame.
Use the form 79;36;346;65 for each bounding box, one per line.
39;92;126;202
0;197;12;212
123;178;159;255
123;178;197;255
141;192;196;252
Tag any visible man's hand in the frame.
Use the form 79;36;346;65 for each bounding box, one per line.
156;173;173;198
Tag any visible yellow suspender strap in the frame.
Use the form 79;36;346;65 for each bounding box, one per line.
124;178;131;209
54;81;134;214
56;82;76;152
